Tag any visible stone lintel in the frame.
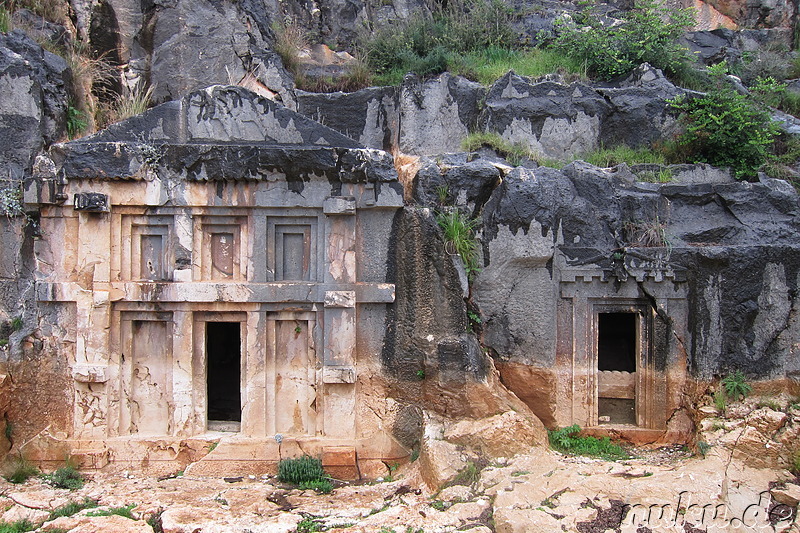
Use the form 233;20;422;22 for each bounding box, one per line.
37;281;395;304
324;291;356;308
323;197;356;215
322;366;356;383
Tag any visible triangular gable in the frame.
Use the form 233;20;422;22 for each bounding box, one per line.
75;85;363;148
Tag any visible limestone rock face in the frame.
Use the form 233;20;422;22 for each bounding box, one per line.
443;411;547;459
0;30;68;177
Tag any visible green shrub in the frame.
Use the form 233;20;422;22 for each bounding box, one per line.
721;370;752;400
298;479;333;494
277;455;326;484
43;464;84;490
549;0;694;81
713;390;727;412
436;209;480;278
296;518;324;533
548;425;629;460
669;63;779;180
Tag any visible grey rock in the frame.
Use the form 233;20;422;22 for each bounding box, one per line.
297;86;398;151
0;30;69;178
399;73;485;156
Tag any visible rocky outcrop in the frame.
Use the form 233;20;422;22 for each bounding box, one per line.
0;30;69;177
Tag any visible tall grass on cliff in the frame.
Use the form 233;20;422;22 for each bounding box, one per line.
548;0;694;81
363;0;522;85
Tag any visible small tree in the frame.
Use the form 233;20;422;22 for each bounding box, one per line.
669;63;779;180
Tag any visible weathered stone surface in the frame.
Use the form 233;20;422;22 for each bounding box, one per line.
42;514;155;532
772;483;800;507
418;436;466;490
0;30;68;177
443;411;546;458
0;504;49;525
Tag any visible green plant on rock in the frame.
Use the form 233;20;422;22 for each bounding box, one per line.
0;7;11;33
0;181;24;218
450;460;481;487
277;455;327;486
713;390;727;412
549;0;694;81
0;519;34;533
298;479;333;494
721;370;752;401
548;425;629;460
669;62;780;180
461;131;536;166
48;498;98;520
436;208;480;278
43;463;84;490
66;105;87;139
87;504;136;519
296;517;324;533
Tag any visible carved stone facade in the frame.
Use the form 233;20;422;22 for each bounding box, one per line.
23;86;404;475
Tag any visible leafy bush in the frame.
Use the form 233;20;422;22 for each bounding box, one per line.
549;0;694;81
277;455;326;484
721;370;752;400
43;464;84;490
436;209;480;278
66;105;87;139
548;425;629;460
298;479;333;494
669;63;779;180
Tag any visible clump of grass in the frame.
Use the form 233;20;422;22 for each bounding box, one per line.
48;498;98;520
436;208;480;278
713;390;727;412
0;7;12;33
87;504;136;519
4;456;39;484
792;449;800;474
623;215;670;248
548;425;629;460
461;131;537;166
450;461;481;487
0;519;34;533
277;456;326;485
273;20;306;75
108;82;153;124
449;47;586;86
43;464;84;490
578;144;665;167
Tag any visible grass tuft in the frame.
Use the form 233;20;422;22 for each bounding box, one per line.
4;456;38;484
436;208;480;278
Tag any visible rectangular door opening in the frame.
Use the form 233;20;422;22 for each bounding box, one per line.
206;321;241;431
597;312;637;425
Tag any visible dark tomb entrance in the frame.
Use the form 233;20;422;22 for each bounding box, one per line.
597;312;637;425
207;322;242;430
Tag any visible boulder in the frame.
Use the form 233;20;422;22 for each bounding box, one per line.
480;72;609;160
418;437;466;490
444;411;546;458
